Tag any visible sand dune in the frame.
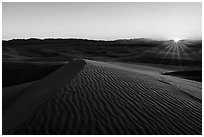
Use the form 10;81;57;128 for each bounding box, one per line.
5;59;201;135
3;80;39;110
2;60;86;134
91;60;202;100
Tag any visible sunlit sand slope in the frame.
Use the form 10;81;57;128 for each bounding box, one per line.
12;60;201;135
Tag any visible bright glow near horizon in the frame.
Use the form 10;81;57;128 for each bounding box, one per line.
173;38;181;43
2;2;202;40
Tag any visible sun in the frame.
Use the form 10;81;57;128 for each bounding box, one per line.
173;38;180;43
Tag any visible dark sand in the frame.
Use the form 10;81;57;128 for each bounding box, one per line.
162;70;202;82
3;60;86;134
4;60;201;135
2;55;74;87
3;80;39;110
3;61;65;87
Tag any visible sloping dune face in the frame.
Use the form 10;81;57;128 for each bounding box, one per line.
13;61;201;135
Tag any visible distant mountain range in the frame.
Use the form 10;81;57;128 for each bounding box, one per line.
2;38;201;47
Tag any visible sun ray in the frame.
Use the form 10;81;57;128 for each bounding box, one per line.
177;42;185;51
162;42;175;59
176;43;181;60
154;41;174;57
178;42;192;59
149;39;193;66
180;42;190;50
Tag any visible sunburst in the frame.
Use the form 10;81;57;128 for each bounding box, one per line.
152;39;192;66
173;38;181;43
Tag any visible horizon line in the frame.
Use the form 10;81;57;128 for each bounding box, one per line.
2;37;202;41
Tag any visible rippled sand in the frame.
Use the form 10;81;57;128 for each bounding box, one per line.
10;60;201;135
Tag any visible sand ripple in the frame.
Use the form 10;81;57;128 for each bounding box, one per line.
13;62;202;135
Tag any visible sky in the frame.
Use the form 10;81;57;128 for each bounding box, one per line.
2;2;202;40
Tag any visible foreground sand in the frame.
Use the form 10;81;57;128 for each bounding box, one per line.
3;60;86;134
3;60;202;135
